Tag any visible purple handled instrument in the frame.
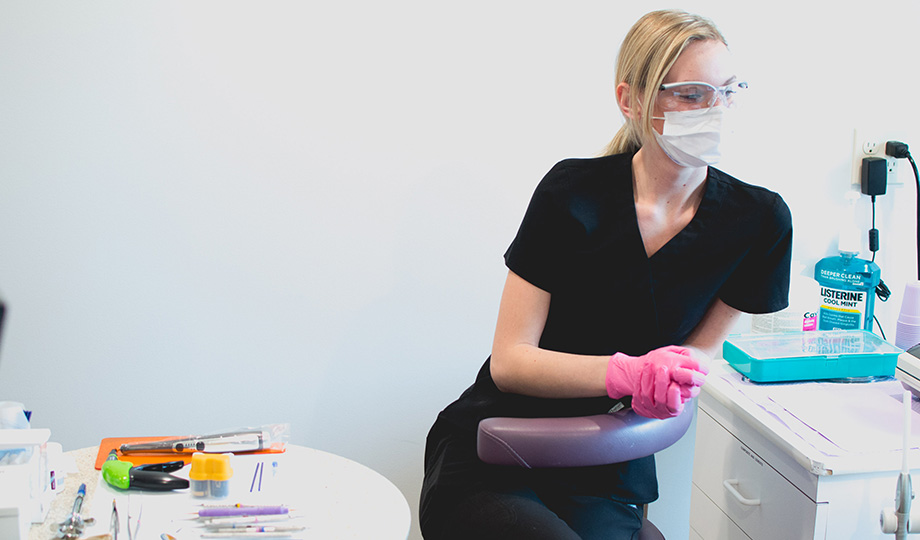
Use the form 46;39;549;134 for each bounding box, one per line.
198;506;289;518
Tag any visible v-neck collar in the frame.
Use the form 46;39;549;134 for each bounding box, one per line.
626;165;722;262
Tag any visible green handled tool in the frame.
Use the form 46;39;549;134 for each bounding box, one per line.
102;450;189;491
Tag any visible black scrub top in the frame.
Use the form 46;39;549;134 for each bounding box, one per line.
434;151;792;501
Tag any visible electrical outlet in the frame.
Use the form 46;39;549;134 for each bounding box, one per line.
851;128;900;188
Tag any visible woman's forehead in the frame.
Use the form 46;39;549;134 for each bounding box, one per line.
663;40;734;86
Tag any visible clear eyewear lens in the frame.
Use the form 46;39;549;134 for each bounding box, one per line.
658;81;747;111
719;81;747;108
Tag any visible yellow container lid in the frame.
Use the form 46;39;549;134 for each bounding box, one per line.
188;452;234;481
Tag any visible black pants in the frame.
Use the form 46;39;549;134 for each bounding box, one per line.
421;420;646;540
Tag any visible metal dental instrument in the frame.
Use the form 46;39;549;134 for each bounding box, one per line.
200;515;292;527
894;392;914;540
127;496;142;540
56;483;95;540
82;500;119;540
111;499;119;540
880;391;917;538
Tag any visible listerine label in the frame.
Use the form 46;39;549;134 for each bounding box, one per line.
817;286;868;330
817;268;865;287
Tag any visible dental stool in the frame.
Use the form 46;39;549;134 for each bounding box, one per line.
477;403;695;539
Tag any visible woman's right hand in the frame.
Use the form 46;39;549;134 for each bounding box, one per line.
606;345;708;419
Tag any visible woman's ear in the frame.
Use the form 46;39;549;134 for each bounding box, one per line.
615;82;635;119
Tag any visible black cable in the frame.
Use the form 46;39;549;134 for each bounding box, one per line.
868;194;889;302
874;315;887;341
886;141;919;280
871;195;879;262
911;154;920;281
877;280;891;302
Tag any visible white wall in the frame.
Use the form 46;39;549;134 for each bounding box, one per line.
1;2;918;539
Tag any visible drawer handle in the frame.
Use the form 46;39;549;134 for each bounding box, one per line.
723;479;761;506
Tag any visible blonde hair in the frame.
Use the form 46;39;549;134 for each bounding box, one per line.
603;10;726;156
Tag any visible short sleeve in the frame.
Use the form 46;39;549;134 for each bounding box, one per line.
719;193;793;314
503;166;581;293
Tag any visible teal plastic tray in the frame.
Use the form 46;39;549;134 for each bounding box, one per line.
722;330;902;383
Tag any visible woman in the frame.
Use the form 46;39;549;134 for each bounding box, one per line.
421;9;792;539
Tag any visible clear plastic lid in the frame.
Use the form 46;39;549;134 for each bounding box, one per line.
725;330;901;359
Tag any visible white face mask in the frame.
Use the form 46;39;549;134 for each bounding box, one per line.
653;106;725;168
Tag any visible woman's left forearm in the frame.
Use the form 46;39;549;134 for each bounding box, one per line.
682;298;743;359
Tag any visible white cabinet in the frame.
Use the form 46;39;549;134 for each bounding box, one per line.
690;483;756;540
691;408;826;539
691;363;919;540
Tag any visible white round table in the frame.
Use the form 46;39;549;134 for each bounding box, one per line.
34;445;410;539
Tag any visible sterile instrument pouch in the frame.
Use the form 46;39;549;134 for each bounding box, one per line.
118;423;290;454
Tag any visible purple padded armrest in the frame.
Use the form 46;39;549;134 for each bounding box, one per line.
477;401;695;468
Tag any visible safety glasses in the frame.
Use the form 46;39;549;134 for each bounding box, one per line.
657;80;748;111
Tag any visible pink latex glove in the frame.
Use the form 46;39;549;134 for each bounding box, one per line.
606;345;709;419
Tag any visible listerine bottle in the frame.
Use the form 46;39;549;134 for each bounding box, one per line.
814;193;881;331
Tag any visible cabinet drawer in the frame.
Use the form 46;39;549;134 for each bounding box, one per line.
690;483;751;540
693;410;818;539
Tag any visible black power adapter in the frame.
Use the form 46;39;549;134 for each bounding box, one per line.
862;156;888;196
860;155;889;306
